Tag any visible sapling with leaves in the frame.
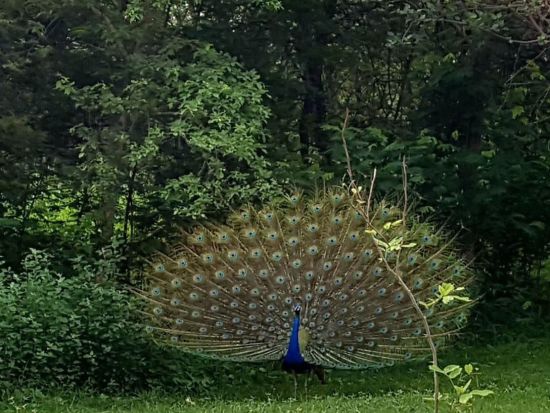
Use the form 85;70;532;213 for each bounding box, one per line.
429;362;494;412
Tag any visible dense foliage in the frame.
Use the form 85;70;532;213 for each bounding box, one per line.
1;0;549;391
0;250;229;392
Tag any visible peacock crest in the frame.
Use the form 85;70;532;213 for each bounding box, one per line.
137;190;473;369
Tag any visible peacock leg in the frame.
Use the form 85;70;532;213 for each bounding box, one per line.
293;372;298;399
313;365;326;384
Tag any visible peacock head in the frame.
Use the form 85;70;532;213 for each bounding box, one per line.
293;304;302;315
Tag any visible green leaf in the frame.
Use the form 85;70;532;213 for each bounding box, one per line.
429;364;445;374
373;238;389;249
470;390;494;397
511;105;525;119
383;219;402;229
459;392;474;404
464;364;474;375
443;364;462;379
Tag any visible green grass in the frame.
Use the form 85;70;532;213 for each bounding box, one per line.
3;336;550;412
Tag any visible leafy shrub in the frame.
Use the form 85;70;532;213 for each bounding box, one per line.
0;250;221;393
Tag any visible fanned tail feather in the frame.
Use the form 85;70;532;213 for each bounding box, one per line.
136;190;474;368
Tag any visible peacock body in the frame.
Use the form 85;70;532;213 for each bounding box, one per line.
138;191;472;376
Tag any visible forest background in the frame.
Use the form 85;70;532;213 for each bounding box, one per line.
0;0;549;397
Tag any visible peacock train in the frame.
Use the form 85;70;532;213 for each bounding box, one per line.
136;190;473;383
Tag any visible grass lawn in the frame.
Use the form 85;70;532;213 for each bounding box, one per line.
2;336;549;412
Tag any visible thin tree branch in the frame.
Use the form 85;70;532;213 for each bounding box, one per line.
340;123;441;413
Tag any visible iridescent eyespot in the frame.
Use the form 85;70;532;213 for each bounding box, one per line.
244;228;257;239
331;194;344;205
307;245;319;255
343;252;354;261
177;259;188;269
308;224;319;233
202;253;214;264
151;287;161;296
249;248;262;259
227;250;239;261
288;216;300;225
217;233;229;243
289;194;300;205
310;204;322;214
287;237;299;247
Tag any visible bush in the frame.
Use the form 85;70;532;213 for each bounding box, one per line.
0;250;219;393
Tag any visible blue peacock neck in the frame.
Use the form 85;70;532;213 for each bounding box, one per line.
282;305;305;366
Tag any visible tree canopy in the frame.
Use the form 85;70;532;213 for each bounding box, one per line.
1;0;549;318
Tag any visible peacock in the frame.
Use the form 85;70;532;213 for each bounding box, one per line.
136;190;472;391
